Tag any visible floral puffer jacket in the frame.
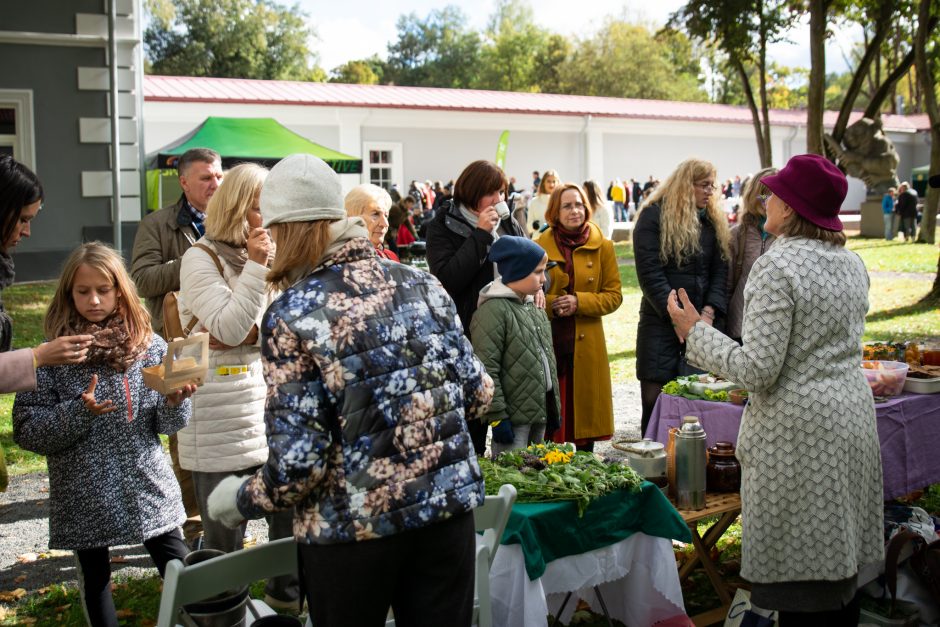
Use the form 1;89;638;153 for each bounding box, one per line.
236;237;494;545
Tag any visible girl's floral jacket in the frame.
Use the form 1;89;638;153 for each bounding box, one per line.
236;238;494;544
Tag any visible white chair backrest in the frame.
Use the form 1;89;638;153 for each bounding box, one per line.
156;537;297;627
473;483;517;567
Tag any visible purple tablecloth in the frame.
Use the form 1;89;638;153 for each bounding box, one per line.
645;392;940;500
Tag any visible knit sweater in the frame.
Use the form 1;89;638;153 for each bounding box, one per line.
685;237;883;583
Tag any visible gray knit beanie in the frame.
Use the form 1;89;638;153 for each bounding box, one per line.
260;153;346;228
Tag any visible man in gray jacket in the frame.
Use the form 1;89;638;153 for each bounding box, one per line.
130;147;223;547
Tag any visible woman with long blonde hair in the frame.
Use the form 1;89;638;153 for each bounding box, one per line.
633;158;730;435
15;242;195;626
726;167;777;343
176;163;299;609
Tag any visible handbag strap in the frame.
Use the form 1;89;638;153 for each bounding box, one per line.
181;243;225;336
885;529;925;605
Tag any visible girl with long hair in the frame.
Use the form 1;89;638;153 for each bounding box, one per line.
13;243;195;627
633;158;730;435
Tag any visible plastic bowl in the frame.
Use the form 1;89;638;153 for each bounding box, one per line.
861;360;909;397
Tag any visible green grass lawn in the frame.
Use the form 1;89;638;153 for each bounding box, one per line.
0;237;937;625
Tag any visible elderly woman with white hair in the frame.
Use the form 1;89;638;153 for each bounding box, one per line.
344;183;399;261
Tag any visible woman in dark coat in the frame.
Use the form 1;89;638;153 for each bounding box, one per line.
633;158;730;435
426;160;526;455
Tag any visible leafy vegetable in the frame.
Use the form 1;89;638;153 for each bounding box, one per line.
479;442;643;515
703;389;729;402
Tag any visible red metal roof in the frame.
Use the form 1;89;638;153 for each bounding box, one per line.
143;75;929;132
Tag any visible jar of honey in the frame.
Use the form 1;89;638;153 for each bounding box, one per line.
706;441;741;493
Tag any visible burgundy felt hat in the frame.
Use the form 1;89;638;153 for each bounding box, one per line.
761;154;848;231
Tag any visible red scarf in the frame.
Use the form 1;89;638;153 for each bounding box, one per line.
551;223;591;357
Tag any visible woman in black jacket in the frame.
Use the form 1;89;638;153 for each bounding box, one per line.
426;160;526;455
633;158;730;435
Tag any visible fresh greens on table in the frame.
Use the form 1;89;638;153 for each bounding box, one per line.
662;374;732;402
479;442;643;515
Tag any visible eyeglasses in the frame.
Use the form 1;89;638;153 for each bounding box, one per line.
694;182;717;192
561;202;586;211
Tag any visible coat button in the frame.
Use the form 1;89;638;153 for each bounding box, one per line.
587;262;594;267
578;334;585;340
588;277;594;282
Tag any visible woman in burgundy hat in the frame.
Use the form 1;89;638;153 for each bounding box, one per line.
667;154;883;625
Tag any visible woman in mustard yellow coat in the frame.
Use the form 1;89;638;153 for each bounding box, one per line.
538;183;622;450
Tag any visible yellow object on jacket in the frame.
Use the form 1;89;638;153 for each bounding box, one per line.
537;222;623;440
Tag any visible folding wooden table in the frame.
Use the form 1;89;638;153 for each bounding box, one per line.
672;492;742;627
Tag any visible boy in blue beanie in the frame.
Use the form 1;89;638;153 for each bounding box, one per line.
470;236;561;457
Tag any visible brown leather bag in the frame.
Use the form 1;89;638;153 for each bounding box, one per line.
162;243;223;340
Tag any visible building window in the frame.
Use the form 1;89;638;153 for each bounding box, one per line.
0;91;35;169
362;142;403;193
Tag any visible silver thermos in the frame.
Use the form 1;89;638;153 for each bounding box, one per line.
675;415;707;510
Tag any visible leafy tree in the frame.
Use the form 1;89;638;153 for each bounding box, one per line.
532;34;574;95
670;0;794;167
383;6;481;88
329;57;383;84
475;0;551;92
559;20;706;101
144;0;324;81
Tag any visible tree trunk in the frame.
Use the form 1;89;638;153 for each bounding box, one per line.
864;48;916;118
831;2;894;143
758;18;772;167
806;0;828;155
914;0;938;247
732;57;771;167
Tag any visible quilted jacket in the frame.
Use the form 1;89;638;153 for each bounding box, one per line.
236;236;494;545
470;280;560;427
176;240;277;473
13;335;189;549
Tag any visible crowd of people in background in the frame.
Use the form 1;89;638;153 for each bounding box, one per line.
882;181;921;241
0;145;899;626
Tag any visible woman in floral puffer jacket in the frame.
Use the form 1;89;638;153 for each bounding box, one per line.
208;154;494;627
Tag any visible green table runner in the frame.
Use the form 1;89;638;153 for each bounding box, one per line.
501;482;692;580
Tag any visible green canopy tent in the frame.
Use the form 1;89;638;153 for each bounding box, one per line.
145;117;362;210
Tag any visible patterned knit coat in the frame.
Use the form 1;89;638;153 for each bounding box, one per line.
685;236;884;583
13;335;189;550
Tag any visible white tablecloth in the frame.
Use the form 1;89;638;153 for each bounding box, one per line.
488;532;686;627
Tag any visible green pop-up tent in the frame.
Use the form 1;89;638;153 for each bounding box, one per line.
146;117;363;209
912;164;929;196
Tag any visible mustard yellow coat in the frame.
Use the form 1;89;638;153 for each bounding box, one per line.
537;223;623;440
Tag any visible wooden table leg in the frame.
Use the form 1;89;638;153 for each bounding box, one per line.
678;511;738;582
689;526;732;606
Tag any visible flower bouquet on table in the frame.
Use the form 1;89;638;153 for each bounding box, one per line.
478;442;643;515
661;373;739;402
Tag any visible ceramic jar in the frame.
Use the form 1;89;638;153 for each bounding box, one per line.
706;441;741;493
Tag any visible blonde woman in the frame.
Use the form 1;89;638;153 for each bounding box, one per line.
526;169;559;235
726;167;777;343
176;163;298;609
633;158;730;435
344;183;398;261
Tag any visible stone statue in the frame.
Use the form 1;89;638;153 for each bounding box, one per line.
824;116;900;194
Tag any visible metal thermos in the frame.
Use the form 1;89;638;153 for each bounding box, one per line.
675;415;707;510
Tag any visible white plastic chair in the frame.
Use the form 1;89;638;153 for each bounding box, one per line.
156;537;298;627
385;483;518;627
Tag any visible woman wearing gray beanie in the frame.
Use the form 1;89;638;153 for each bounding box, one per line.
208;154;494;626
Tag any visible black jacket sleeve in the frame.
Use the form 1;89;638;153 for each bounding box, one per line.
426;219;495;298
633;205;673;317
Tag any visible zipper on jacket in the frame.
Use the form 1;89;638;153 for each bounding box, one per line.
124;375;133;422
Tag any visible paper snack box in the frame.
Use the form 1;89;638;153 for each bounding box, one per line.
143;333;209;394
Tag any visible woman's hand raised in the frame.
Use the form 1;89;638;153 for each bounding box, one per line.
247;227;274;265
666;288;701;343
81;374;116;415
33;334;95;367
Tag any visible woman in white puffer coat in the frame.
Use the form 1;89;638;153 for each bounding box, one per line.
177;163;298;607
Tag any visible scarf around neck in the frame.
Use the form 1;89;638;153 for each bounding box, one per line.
72;313;150;372
207;239;249;276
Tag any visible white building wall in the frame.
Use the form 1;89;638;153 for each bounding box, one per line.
143;99;930;211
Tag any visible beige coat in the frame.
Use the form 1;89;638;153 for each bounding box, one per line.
538;223;622;440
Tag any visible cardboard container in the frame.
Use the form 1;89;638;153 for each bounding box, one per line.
143;333;209;394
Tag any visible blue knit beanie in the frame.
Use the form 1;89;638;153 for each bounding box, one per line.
489;236;547;283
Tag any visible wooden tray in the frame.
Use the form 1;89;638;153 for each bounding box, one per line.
142;333;209;394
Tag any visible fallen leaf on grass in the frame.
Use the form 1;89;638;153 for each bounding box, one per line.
0;606;9;620
140;619;157;627
36;587;51;595
110;556;128;564
115;609;135;619
0;589;26;602
54;604;71;612
44;550;70;559
16;553;38;564
18;617;37;624
13;576;26;584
